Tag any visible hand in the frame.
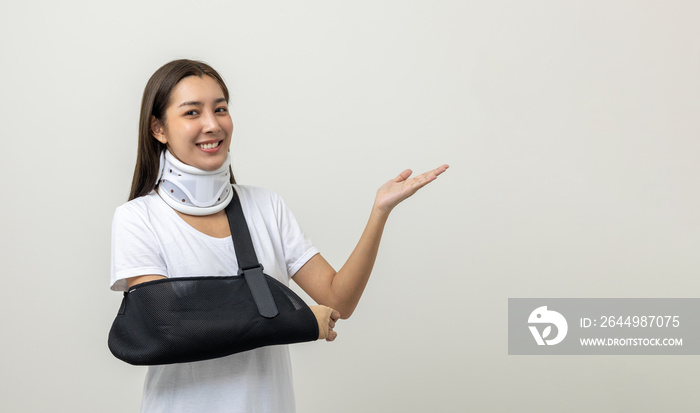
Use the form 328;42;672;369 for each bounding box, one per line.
310;305;341;342
374;164;449;214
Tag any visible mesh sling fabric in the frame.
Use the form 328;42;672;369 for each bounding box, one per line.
108;188;319;366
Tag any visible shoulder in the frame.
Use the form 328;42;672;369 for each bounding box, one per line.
113;191;164;226
233;184;285;209
232;185;298;226
233;184;280;201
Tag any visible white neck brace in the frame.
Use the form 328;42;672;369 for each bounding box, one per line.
157;150;234;216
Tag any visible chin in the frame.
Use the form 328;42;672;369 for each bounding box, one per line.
199;155;230;172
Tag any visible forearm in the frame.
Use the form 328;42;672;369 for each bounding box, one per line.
293;164;448;319
327;206;390;318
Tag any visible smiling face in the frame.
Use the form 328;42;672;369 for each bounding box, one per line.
152;75;233;171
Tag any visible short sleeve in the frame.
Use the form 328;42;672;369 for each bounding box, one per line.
272;193;319;277
110;203;168;291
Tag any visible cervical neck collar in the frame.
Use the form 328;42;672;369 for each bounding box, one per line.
157;149;233;216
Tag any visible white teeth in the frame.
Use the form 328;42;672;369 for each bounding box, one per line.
198;142;219;149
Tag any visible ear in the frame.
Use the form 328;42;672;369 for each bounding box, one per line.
151;116;167;144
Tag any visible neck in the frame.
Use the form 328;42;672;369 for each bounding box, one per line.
156;149;233;216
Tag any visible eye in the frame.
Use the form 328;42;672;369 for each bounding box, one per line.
215;107;228;113
184;110;199;116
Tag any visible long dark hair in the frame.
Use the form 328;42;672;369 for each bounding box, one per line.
129;59;236;201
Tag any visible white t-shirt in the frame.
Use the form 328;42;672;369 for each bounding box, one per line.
110;185;318;413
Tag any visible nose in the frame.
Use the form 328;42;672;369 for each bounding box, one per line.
202;110;221;134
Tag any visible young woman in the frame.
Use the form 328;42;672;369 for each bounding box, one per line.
111;59;448;413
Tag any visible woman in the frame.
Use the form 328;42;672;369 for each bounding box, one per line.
111;59;448;412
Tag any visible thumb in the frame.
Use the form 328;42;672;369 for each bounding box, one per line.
394;169;413;183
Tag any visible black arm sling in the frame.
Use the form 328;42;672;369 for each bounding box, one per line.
108;187;319;365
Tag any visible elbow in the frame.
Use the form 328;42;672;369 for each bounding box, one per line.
336;303;357;320
323;293;358;319
320;299;355;320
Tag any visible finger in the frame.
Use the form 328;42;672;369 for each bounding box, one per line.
421;164;449;180
326;330;338;342
310;305;335;340
409;164;450;188
331;310;341;322
406;170;438;190
432;164;449;177
393;169;413;183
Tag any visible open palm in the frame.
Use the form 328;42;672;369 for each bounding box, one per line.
374;164;449;213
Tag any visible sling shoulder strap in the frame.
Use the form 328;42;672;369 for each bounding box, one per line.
225;186;279;318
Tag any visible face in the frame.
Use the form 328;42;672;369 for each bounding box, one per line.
152;75;233;171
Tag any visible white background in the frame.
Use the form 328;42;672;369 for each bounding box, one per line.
1;1;699;411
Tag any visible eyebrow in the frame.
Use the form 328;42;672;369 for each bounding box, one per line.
178;97;227;107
